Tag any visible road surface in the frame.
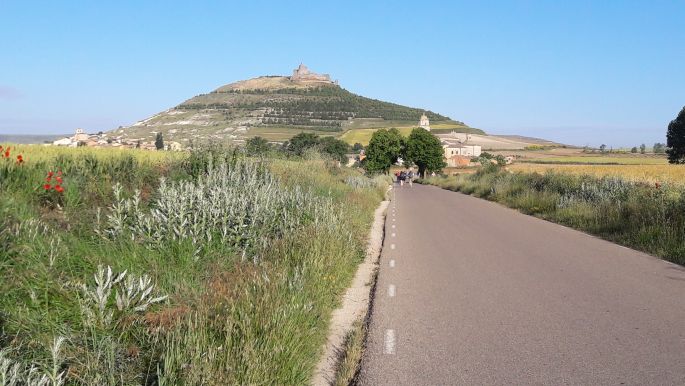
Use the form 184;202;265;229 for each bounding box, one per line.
358;184;685;385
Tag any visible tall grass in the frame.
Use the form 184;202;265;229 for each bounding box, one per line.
422;168;685;265
0;145;385;385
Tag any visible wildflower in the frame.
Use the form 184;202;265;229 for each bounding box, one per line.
44;184;52;190
48;171;54;177
55;185;64;193
3;147;9;158
56;176;63;184
16;154;23;164
655;182;661;189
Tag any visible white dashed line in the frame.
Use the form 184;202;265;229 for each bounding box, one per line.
391;232;396;237
389;259;395;267
391;244;395;250
392;224;396;229
388;284;396;297
384;329;396;354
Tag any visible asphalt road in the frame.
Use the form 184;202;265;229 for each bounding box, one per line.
358;184;685;385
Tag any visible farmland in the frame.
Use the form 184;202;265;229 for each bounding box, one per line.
0;144;386;385
486;147;684;185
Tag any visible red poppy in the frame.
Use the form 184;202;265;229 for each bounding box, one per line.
46;177;52;182
56;176;63;184
655;182;661;189
54;185;64;193
57;170;62;176
48;171;54;177
3;148;9;158
16;155;23;164
44;184;52;190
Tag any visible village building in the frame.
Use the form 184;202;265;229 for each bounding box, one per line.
50;127;183;151
441;138;482;167
419;113;431;131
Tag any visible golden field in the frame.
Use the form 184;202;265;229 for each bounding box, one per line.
509;163;685;185
0;143;182;165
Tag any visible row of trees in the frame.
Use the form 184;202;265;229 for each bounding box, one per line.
628;143;667;154
244;133;349;163
363;128;446;177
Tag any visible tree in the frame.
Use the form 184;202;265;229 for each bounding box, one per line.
667;109;685;163
287;132;319;156
155;132;164;150
599;144;607;153
639;143;646;154
653;142;666;154
352;142;364;153
404;127;446;177
245;136;270;155
318;136;349;163
363;128;405;173
630;146;638;153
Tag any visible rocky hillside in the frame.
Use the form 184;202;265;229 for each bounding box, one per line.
111;76;473;144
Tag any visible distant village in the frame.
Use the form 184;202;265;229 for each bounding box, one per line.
51;128;183;151
50;115;512;167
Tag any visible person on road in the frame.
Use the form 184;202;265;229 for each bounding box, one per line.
407;169;414;187
399;170;406;186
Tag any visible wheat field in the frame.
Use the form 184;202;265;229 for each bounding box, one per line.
510;163;685;185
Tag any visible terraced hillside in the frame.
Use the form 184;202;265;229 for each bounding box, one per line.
111;76;473;144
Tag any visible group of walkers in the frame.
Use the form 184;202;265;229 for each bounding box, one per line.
395;169;415;187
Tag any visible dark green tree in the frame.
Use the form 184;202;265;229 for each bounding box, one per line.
287;133;320;156
318;136;349;163
599;144;607;153
363;128;405;173
245;136;270;155
404;128;446;177
352;142;364;153
155;132;164;150
630;146;638;153
640;143;646;154
666;106;685;163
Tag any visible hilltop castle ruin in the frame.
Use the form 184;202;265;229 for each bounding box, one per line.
290;63;337;84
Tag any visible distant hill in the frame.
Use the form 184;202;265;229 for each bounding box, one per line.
0;134;66;144
112;70;477;144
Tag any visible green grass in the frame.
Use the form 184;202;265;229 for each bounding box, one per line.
0;145;385;384
421;167;685;266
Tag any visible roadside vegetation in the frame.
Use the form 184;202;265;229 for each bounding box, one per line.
0;143;386;385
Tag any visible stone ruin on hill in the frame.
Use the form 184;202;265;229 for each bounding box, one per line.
290;63;338;84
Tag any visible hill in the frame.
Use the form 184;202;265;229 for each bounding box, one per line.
111;69;476;144
0;134;67;144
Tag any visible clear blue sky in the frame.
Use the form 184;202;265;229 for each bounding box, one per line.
1;1;683;147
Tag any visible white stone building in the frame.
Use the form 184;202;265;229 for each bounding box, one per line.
419;113;430;131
